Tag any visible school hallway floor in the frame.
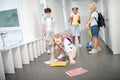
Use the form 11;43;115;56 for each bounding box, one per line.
5;30;120;80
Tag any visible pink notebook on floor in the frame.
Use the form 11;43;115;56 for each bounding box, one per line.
65;67;88;77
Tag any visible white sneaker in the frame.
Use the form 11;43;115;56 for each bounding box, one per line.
89;49;98;54
79;44;82;47
47;50;51;53
57;54;65;59
97;47;101;51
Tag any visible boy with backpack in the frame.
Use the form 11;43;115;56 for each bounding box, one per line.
69;7;82;47
84;2;102;54
41;8;55;54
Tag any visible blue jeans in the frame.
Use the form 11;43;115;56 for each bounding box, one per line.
91;25;99;37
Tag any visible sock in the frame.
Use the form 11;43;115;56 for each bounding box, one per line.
89;42;92;45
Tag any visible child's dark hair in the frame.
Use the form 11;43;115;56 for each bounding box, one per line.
72;7;78;10
44;8;51;13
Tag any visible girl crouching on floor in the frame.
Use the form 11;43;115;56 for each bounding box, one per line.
50;33;76;65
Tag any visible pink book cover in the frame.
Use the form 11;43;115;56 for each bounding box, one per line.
65;67;88;77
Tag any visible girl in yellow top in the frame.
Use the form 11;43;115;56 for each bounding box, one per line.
69;7;82;47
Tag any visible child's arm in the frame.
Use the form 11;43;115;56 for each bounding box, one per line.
51;18;55;27
50;44;56;62
68;17;71;22
50;51;55;62
52;22;55;27
84;16;94;28
41;24;45;36
68;17;72;23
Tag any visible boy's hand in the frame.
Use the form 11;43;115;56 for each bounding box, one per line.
41;32;44;37
84;23;89;28
52;22;55;27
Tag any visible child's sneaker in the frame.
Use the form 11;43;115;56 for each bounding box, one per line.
88;49;98;54
57;54;65;59
47;50;51;54
79;44;82;47
97;47;101;51
87;42;93;49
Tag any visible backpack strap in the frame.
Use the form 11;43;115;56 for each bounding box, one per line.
66;38;72;43
51;17;53;23
44;17;54;23
94;11;99;23
44;17;46;25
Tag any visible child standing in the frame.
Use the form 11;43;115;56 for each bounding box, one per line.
50;34;76;65
84;2;101;54
69;7;82;47
41;8;55;53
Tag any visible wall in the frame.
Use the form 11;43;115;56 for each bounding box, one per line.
0;0;42;47
0;0;23;48
46;0;66;33
96;0;112;49
71;0;92;30
0;0;18;11
107;0;120;54
97;0;120;54
62;0;72;30
0;53;5;80
17;0;41;41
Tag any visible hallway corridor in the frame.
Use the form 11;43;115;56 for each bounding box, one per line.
5;30;120;80
0;0;120;80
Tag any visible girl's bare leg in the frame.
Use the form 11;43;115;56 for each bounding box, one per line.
68;51;76;65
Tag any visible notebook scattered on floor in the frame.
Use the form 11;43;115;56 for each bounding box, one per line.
65;67;88;77
44;59;57;65
50;61;68;67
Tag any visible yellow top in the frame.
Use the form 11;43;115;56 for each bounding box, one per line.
72;14;80;25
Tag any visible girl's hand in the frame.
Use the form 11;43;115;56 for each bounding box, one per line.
50;54;55;63
50;58;55;63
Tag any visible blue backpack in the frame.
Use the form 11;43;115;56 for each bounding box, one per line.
95;12;106;28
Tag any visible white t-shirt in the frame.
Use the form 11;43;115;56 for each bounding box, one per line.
90;11;98;27
64;38;76;53
42;17;55;32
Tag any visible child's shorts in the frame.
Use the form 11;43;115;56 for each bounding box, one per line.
91;25;99;37
71;25;81;36
44;31;54;41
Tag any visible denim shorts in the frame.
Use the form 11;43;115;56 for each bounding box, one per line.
91;25;99;37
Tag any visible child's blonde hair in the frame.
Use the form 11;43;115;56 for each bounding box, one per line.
53;34;64;47
88;2;97;11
